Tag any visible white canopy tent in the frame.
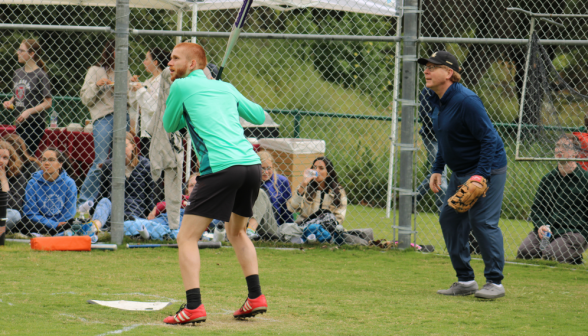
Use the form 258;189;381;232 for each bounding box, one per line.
1;0;400;17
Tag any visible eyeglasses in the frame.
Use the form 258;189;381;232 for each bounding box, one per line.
423;65;442;71
261;167;273;172
16;49;28;54
41;157;58;163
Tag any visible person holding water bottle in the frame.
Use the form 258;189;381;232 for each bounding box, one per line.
517;134;588;264
287;157;347;225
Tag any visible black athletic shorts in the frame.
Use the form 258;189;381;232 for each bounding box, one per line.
184;164;262;222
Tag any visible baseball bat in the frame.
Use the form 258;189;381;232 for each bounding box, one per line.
91;244;117;251
216;0;254;80
126;241;221;249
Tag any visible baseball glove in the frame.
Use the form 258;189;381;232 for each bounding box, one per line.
447;175;488;213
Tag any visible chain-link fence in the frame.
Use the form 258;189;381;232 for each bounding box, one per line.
2;0;587;266
0;1;402;247
414;0;588;266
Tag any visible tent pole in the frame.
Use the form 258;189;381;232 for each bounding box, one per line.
191;3;198;43
184;3;198;182
176;9;183;44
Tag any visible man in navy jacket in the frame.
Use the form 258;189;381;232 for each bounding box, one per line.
419;51;507;299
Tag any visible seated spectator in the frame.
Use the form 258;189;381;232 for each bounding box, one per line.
125;173;196;240
90;132;155;230
0;141;26;231
147;173;195;220
125;171;221;240
3;133;41;182
287;156;347;228
246;189;279;240
15;148;77;235
517;134;588;264
258;151;293;225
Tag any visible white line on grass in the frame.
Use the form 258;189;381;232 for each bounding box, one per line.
95;323;167;336
96;324;142;336
59;313;104;324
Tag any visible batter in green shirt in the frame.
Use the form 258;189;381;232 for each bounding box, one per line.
163;69;265;175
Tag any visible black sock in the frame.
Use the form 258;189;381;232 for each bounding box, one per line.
246;274;262;299
186;288;201;309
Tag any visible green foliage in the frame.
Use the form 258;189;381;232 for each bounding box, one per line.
340;141;389;208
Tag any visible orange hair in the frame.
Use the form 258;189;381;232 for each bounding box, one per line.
174;42;207;69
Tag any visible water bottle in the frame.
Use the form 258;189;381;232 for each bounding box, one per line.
290;236;304;244
304;169;318;178
333;224;345;246
539;225;552;251
138;225;150;240
306;234;317;243
71;218;83;236
201;232;214;241
78;200;94;214
213;222;226;242
50;111;58;128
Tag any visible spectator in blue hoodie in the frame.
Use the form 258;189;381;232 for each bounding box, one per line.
15;148;77;235
257;150;293;225
418;51;507;300
90;132;155;231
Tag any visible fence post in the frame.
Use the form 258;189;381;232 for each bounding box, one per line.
111;0;130;245
397;0;418;249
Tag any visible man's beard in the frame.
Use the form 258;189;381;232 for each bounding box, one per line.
171;67;187;82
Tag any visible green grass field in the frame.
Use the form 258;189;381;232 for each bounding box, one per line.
2;242;588;335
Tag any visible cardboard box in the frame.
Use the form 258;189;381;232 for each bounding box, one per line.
258;138;326;191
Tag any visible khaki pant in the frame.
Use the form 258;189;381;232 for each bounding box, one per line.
250;189;279;238
517;231;587;264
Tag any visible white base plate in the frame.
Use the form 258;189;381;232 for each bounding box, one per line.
87;300;172;311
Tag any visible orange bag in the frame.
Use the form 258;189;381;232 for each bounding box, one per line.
31;236;91;251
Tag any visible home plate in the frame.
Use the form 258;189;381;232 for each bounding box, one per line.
87;300;172;311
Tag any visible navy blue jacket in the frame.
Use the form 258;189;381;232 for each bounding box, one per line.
418;88;437;140
98;156;155;218
432;83;507;179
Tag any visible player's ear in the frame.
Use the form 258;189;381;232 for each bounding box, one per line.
190;59;198;71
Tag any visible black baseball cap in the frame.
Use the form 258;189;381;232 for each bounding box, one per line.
417;51;461;73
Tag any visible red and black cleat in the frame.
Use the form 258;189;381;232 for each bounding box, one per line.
163;303;207;325
233;294;268;319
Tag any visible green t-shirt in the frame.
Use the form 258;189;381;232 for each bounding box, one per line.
163;70;265;175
